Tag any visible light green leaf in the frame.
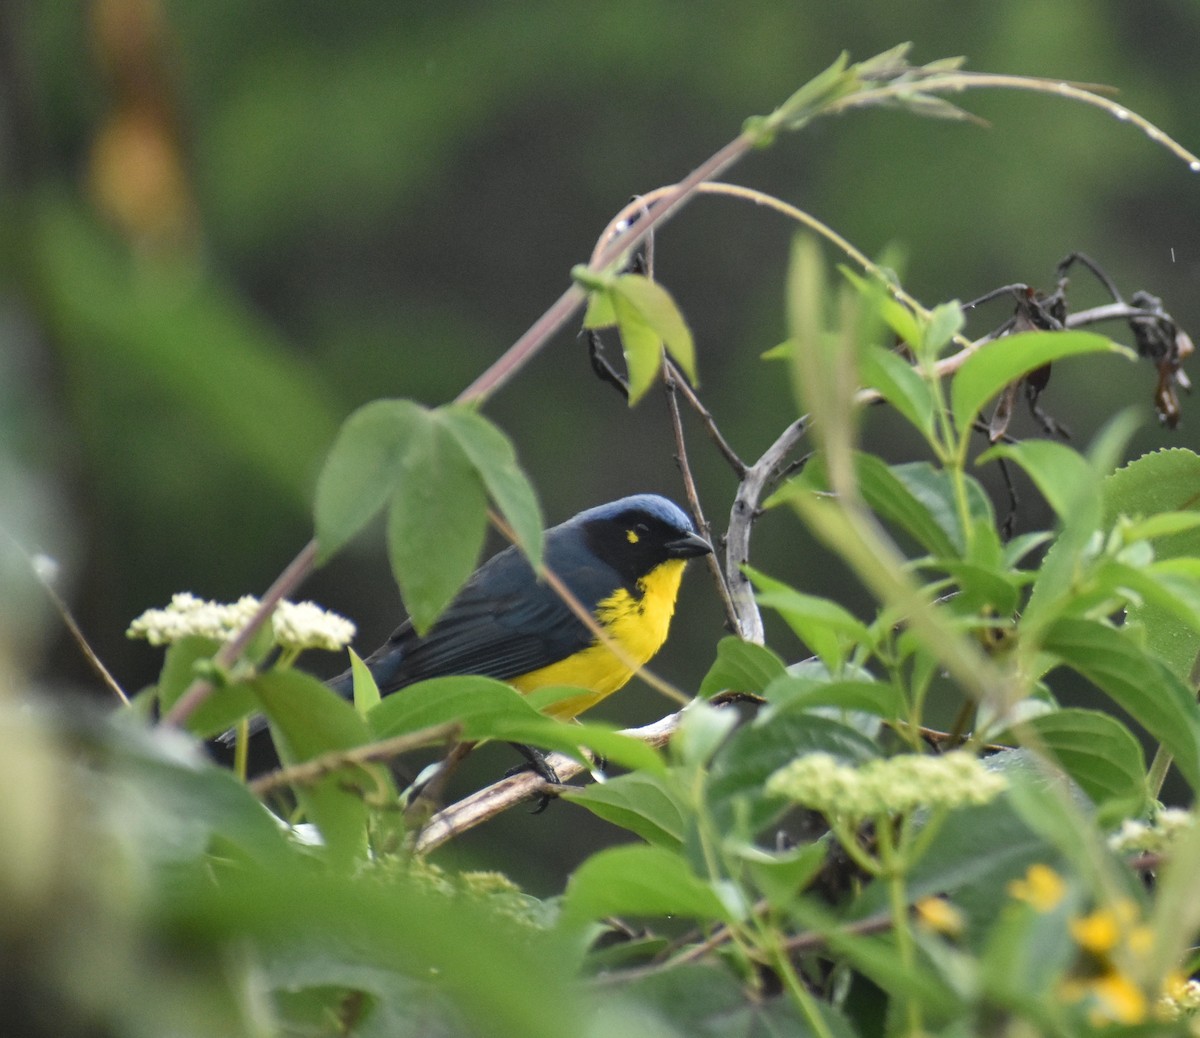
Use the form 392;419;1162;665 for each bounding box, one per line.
994;708;1147;814
978;440;1096;524
252;670;385;864
348;648;381;716
921;300;964;358
951;331;1128;435
385;412;488;633
563;844;735;926
561;772;687;849
611;290;664;405
698;635;787;699
861;343;937;442
581;286;617;328
749;565;870;671
438;404;544;570
313;399;425;564
613;273;697;382
1042;618;1200;792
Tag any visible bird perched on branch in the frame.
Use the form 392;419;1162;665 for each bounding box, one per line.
223;494;711;746
331;493;712;718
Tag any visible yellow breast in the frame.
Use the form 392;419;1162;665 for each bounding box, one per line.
510;558;688;719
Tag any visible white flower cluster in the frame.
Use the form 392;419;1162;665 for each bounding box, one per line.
1109;807;1193;856
127;593;355;653
766;750;1008;821
272;600;357;652
1159;978;1200;1022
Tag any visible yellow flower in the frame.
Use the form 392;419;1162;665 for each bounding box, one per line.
1007;863;1066;913
1090;970;1148;1026
915;896;965;938
1070;909;1121;955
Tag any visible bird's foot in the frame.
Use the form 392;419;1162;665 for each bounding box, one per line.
506;742;561;814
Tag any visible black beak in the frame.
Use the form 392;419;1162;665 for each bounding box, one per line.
666;531;713;560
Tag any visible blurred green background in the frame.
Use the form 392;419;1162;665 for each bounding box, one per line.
3;0;1200;885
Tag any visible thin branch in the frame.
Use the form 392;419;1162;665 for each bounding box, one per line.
162;538;320;726
248;721;462;799
662;362;740;632
414;712;681;854
726;418;810;644
24;549;129;705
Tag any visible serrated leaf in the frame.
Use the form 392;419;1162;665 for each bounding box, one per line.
697;636;788;699
1042;618;1200;792
563;844;734;925
561;772;687;849
385;412;487;633
951;330;1127;435
1102;450;1200;678
994;708;1147;813
313;399;425;564
612;274;696;382
437;404;543;570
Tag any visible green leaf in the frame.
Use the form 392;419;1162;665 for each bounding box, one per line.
348;648;381;716
313;399;425;564
581;285;617;328
384;411;488;633
563;844;735;926
978;440;1097;525
763;675;905;721
749;566;870;671
708;713;880;834
366;677;664;774
697;635;787;699
611;289;664;405
438;404;544;570
861;343;937;442
367;676;545;740
252;670;387;864
560;772;687;849
951;330;1129;435
921;300;965;358
994;708;1147;815
156;636;256;739
1042;618;1200;792
1103;450;1200;678
612;273;697;382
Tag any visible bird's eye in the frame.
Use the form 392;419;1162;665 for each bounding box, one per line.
626;522;650;545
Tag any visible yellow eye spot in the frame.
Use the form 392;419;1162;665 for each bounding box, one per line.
626;528;639;544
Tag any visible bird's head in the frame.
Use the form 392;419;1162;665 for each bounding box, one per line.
573;494;712;587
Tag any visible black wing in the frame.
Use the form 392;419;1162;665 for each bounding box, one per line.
348;536;619;695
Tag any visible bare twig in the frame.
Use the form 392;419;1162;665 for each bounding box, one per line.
725;418;810;644
163;538;321;727
662;363;741;632
414;712;681;854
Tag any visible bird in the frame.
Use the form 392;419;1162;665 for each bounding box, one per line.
329;493;712;719
222;494;712;746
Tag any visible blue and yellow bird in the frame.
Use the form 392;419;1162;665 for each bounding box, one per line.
328;493;712;717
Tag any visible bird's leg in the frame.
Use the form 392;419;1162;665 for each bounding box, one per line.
506;742;562;814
